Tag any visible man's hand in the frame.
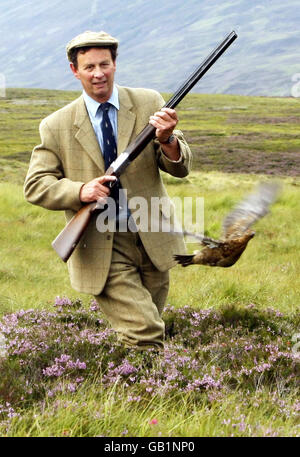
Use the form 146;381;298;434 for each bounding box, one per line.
80;175;117;203
149;107;178;142
149;107;180;161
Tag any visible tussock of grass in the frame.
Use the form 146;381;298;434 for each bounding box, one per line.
5;387;299;438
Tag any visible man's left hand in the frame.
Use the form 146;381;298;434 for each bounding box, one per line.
149;107;178;143
149;107;180;161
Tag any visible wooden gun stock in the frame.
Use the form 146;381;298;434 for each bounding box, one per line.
52;31;237;262
52;202;97;262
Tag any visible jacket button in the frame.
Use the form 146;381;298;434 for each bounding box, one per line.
107;235;111;240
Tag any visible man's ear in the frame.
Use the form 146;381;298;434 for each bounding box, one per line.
70;63;80;80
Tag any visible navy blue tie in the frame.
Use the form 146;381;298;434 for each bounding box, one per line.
99;102;120;210
99;102;118;170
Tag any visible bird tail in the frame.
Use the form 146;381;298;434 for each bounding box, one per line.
173;254;194;267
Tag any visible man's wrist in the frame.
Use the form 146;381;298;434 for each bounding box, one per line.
159;134;176;145
159;135;181;161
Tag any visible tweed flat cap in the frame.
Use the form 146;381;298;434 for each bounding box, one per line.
66;31;119;60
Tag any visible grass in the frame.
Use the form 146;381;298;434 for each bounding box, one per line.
172;93;300;176
0;88;299;437
165;172;300;313
5;387;299;437
1;173;299;314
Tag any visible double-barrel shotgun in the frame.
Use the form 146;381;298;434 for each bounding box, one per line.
52;30;238;262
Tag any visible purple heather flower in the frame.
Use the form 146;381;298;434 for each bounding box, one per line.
116;360;137;376
54;296;72;308
67;383;77;392
43;355;86;377
89;300;100;312
127;395;141;402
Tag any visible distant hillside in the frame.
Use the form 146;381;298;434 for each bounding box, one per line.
1;0;300;96
1;88;299;182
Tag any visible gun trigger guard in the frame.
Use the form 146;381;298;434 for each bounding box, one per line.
108;178;118;189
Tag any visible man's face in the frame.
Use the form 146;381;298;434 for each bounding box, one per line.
70;47;116;103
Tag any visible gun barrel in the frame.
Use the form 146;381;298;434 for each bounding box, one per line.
166;31;237;109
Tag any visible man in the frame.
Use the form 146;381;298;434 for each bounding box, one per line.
24;31;192;350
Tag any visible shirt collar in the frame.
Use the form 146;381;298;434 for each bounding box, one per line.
83;85;119;118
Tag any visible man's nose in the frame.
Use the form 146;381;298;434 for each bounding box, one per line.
93;67;104;78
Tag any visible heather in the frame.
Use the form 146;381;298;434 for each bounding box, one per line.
0;297;299;436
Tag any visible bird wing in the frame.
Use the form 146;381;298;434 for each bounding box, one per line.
183;230;223;248
222;182;280;239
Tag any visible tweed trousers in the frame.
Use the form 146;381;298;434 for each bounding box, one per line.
94;230;169;349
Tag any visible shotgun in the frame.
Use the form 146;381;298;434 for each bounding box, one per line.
52;30;237;262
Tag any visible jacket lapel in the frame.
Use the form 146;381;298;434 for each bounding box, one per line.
73;89;137;171
117;86;136;155
73;95;105;172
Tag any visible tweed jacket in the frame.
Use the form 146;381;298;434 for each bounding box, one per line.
24;86;192;294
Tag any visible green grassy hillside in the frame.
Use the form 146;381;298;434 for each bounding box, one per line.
1;88;299;183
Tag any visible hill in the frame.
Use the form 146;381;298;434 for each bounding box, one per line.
1;0;300;96
0;88;299;185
